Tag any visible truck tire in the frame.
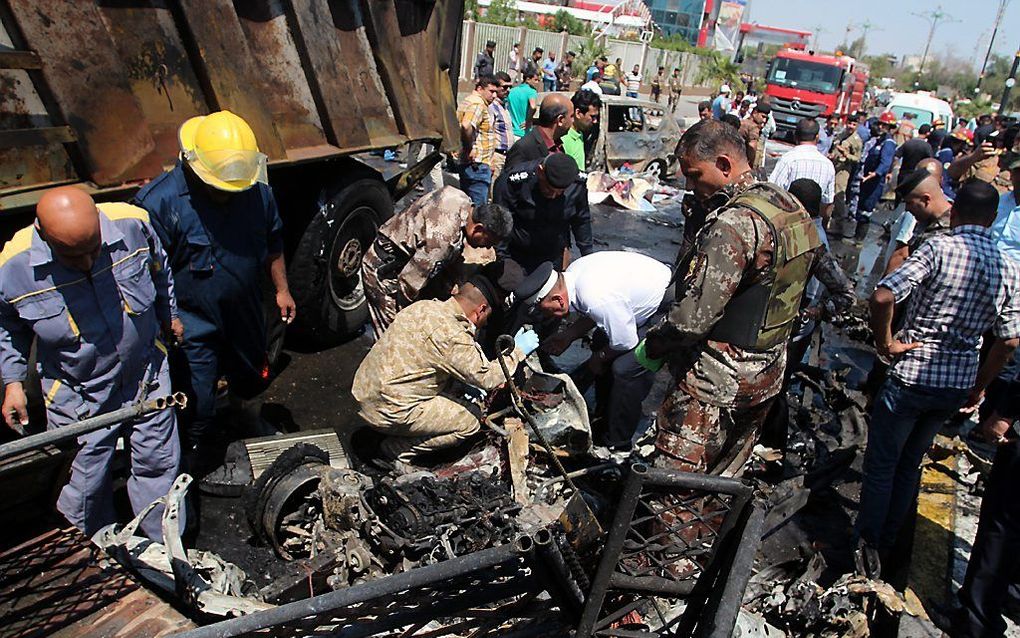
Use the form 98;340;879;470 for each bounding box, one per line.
287;178;392;345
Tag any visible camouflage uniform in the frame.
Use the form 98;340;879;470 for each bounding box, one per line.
646;177;846;476
362;187;473;336
667;74;683;112
352;297;525;462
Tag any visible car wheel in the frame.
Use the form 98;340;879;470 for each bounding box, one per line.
646;159;668;180
287;178;392;346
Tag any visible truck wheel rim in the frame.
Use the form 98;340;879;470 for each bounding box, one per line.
328;205;377;312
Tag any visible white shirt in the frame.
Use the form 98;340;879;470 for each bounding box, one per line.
768;143;836;205
563;251;671;351
580;80;603;95
626;72;641;93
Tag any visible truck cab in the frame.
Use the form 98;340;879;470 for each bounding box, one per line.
764;49;868;137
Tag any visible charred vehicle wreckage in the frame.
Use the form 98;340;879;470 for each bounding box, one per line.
155;343;768;638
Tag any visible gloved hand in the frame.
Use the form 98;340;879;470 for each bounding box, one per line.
514;328;540;356
633;339;664;372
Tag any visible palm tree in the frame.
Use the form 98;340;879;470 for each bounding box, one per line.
694;52;742;90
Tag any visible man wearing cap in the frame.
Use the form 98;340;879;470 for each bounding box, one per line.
518;253;672;448
855;111;899;239
352;276;539;465
883;167;952;276
493;154;593;271
828;112;865;236
522;47;543;82
711;85;731;121
474;40;496;80
935;126;973;200
639;120;845;476
928;118;947;154
555;51;575;91
361;187;513;336
134;110;295;471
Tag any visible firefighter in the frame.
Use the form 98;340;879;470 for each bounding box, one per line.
855;111;898;239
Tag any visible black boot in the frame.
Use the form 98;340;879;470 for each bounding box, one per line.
854;218;870;241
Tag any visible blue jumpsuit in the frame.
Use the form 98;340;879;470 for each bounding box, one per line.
133;162;283;445
0;203;180;540
936;147;957;200
857;134;897;218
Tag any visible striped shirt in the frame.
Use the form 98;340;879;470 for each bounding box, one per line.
768;143;836;204
879;225;1020;389
489;99;512;153
457;92;496;166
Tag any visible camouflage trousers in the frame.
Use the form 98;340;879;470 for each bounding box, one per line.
377;394;481;463
362;246;401;337
653;387;774;477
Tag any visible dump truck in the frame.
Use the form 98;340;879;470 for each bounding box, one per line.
0;0;463;343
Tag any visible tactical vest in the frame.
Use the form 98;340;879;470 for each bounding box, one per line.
706;183;822;351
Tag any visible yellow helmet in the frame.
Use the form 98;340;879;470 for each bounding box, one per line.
178;111;267;192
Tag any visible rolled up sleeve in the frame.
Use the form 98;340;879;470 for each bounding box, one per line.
0;297;30;384
877;241;935;303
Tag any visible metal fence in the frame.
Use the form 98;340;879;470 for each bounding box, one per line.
459;20;711;88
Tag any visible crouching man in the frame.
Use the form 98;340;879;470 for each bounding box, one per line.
361;186;513;336
352;275;539;465
517;253;672;449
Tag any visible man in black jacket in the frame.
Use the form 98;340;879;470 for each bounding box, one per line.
493;153;592;271
505;93;574;171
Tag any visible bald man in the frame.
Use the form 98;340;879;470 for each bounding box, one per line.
504;92;574;171
0;187;181;540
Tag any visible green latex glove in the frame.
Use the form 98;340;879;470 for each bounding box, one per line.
633;339;664;372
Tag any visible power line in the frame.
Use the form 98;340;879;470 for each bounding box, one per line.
855;20;881;57
811;25;827;52
912;5;960;76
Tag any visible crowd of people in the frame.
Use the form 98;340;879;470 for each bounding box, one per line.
5;41;1020;635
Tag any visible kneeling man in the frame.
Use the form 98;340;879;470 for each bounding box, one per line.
519;252;671;448
352;275;538;463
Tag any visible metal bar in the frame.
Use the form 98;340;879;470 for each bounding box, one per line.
533;528;585;617
0;393;185;462
174;537;535;638
608;573;696;597
700;502;765;638
639;466;754;497
0;50;41;69
0;126;76;150
576;463;648;638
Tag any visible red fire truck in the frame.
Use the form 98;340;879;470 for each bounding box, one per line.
763;48;869;137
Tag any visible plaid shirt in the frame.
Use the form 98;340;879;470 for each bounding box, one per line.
879;225;1020;389
457;92;495;166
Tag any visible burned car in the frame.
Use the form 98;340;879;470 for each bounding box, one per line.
590;96;683;179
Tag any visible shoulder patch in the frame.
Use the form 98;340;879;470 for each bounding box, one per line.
98;202;150;224
0;225;34;269
507;170;530;183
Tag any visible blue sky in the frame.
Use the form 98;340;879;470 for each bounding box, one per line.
747;0;1020;64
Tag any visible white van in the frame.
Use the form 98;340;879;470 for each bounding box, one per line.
884;91;954;127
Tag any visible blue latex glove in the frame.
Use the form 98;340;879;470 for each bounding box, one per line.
513;328;540;356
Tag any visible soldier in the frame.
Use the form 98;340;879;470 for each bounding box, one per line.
0;188;182;540
828;113;864;237
361;186;513;336
667;68;683;113
352;276;539;466
639;120;845;476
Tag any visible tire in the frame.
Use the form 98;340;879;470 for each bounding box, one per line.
287;178;393;345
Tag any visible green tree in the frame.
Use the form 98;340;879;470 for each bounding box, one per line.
483;0;519;26
573;34;609;79
551;10;587;36
694;51;742;89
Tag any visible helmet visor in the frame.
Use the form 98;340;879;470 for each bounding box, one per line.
186;148;268;190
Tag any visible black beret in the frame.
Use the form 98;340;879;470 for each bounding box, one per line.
513;261;555;307
486;40;497;47
468;273;503;309
894;167;935;198
542;153;580;189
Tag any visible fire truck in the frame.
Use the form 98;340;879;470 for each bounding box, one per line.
763;47;869;138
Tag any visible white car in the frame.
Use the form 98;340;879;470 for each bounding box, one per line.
884;91;953;127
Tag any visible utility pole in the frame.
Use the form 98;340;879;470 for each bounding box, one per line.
811;25;826;52
856;20;881;57
977;0;1011;91
912;6;959;77
841;21;854;51
999;48;1020;115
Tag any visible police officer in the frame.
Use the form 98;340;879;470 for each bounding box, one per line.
134;111;296;469
493;153;593;271
639;120;844;476
361;186;513;336
0;188;182;540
